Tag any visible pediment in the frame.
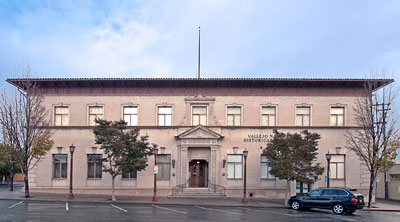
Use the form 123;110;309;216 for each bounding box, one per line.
176;126;223;140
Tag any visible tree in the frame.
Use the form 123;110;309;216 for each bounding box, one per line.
0;65;53;197
345;80;399;207
0;143;21;191
93;119;156;201
264;129;324;204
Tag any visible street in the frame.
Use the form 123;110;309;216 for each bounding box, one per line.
0;200;399;222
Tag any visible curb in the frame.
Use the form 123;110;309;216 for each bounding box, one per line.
363;208;400;212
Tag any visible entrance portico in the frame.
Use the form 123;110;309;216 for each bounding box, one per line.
175;126;224;188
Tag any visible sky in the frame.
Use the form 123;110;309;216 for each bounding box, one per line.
0;0;399;155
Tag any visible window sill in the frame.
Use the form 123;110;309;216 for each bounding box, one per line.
261;178;276;180
227;178;243;180
52;178;67;180
121;178;137;180
87;178;102;180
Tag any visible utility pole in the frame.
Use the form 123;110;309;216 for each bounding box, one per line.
372;93;391;200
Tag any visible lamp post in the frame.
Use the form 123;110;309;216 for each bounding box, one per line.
242;149;248;204
68;144;75;199
326;153;332;188
152;148;159;202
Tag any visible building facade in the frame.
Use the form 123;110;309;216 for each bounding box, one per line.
7;78;391;199
377;161;400;201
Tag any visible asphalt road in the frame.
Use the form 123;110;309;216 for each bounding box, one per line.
0;200;399;222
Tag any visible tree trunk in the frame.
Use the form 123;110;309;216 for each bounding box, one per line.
112;176;116;201
284;180;290;205
24;171;30;198
9;167;14;191
367;173;375;208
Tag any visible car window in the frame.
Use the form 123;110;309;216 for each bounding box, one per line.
322;189;336;196
336;190;348;196
308;189;322;196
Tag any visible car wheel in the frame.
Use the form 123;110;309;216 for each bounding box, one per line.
332;203;345;215
291;201;301;210
346;210;355;215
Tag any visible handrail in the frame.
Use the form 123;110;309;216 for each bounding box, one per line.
208;179;226;196
172;178;189;195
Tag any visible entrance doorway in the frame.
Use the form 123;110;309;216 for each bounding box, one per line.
189;160;208;187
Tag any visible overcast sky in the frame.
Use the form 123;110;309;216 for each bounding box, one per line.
1;0;399;80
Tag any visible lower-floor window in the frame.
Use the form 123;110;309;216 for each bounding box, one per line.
122;171;137;179
296;182;312;194
156;154;171;180
227;154;242;179
88;154;102;179
260;155;275;179
330;155;345;179
53;154;67;179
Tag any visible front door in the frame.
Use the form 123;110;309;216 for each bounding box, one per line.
189;160;208;187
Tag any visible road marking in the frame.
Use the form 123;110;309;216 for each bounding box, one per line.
111;204;128;213
8;201;23;209
66;202;69;211
239;207;294;217
195;205;245;216
152;205;187;214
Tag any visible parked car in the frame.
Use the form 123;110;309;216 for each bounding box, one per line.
288;188;365;215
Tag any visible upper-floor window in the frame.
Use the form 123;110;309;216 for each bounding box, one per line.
227;154;243;179
87;154;102;179
53;154;67;179
261;106;276;126
192;106;207;126
123;106;138;126
156;154;171;180
89;106;103;126
227;106;241;126
260;155;275;179
54;106;69;126
329;155;345;179
296;106;310;126
330;106;344;126
158;106;172;126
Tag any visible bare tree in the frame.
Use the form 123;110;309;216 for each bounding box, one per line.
0;65;53;197
345;78;399;207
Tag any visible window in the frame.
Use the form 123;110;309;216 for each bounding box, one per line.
54;106;69;126
122;171;137;179
336;189;349;196
308;189;322;196
260;155;275;179
296;182;312;194
322;189;337;196
53;154;67;179
227;106;241;126
261;106;276;126
296;106;310;126
89;106;104;126
192;106;207;125
123;106;138;126
87;154;102;179
329;155;345;179
158;106;172;126
156;154;170;180
390;174;400;182
330;106;345;126
227;154;242;179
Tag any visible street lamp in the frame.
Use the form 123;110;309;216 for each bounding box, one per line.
326;153;332;188
68;144;75;199
152;148;159;202
242;149;249;204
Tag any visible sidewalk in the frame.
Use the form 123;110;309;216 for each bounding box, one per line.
1;184;399;211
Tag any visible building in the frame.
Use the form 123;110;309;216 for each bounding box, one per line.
377;160;400;201
7;78;392;199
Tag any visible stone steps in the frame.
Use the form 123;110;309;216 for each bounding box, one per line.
169;188;226;198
